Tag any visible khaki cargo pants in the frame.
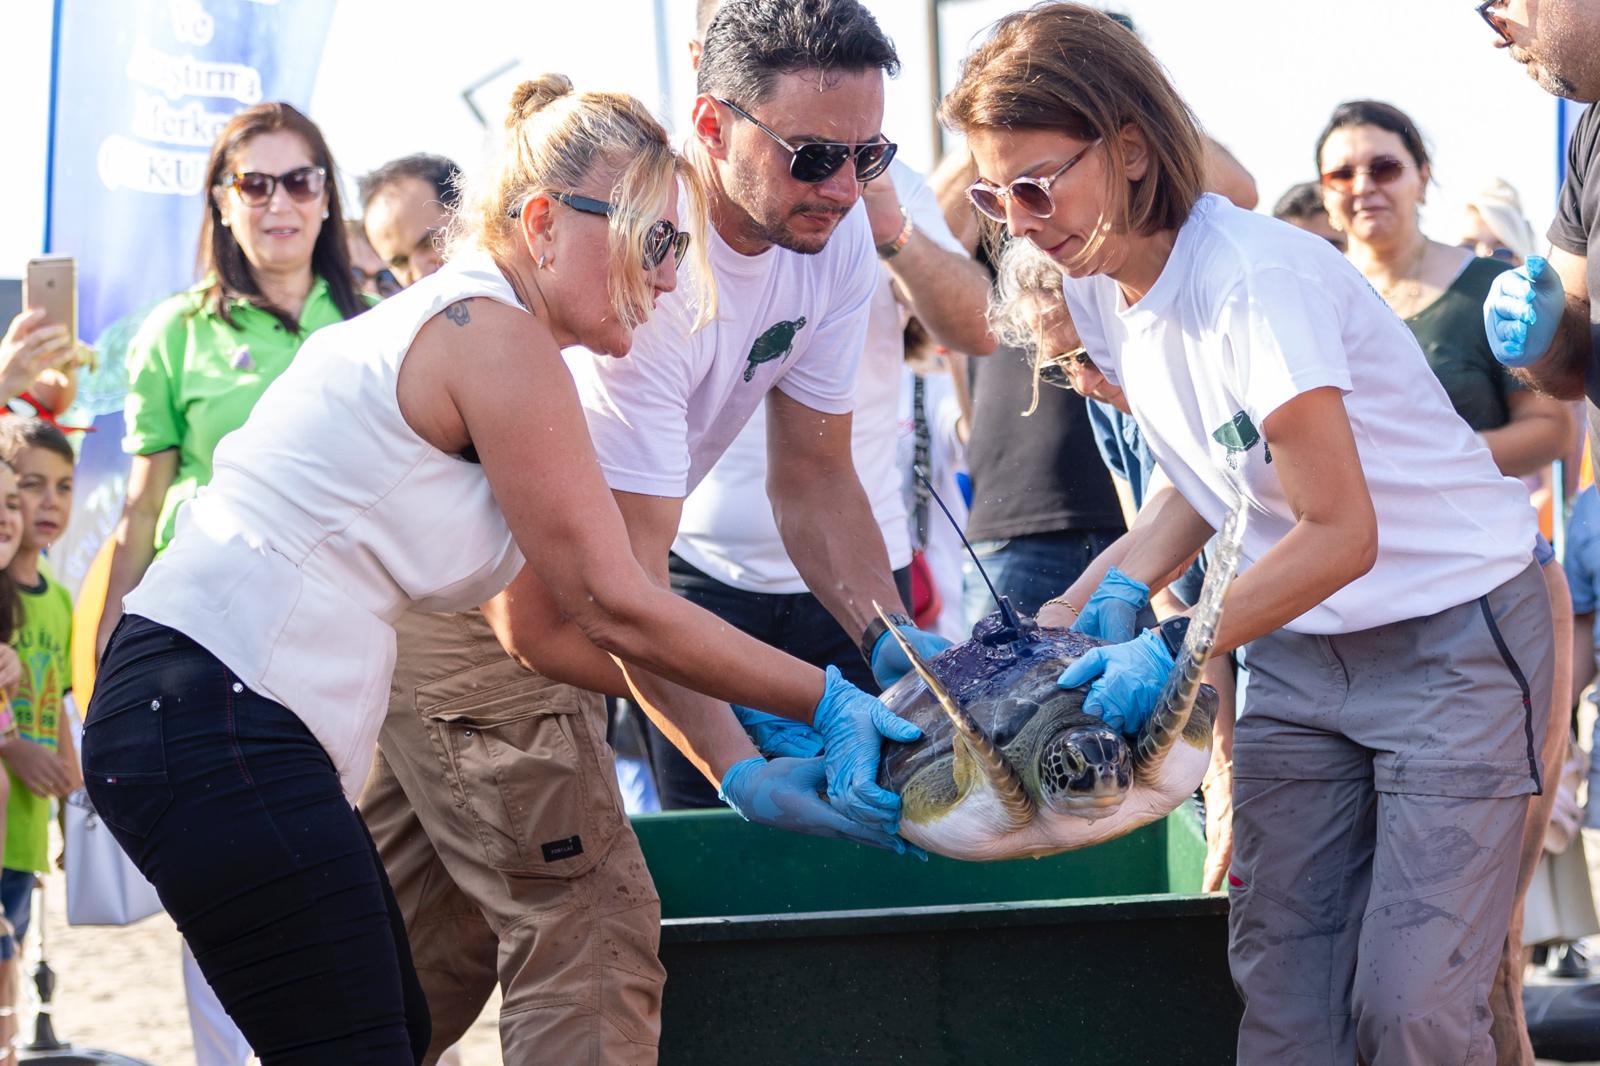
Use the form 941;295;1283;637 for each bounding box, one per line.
359;608;664;1065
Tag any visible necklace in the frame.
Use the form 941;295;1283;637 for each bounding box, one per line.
1374;241;1429;313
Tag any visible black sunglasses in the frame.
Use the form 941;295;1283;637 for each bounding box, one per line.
1477;0;1513;45
716;98;896;184
220;165;326;207
511;191;690;269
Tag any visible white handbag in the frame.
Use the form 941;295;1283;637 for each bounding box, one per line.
62;694;162;926
63;787;162;926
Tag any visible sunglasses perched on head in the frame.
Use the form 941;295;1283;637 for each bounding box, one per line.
716;98;896;184
1319;155;1409;192
547;191;690;269
220;165;327;207
967;140;1102;223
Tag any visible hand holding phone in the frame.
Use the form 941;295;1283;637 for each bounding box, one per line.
0;309;76;401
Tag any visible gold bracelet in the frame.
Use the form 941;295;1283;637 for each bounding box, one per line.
1043;595;1079;619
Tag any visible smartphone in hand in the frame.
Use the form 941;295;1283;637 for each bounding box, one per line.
23;256;76;339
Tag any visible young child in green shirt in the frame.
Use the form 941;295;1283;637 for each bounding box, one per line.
0;418;81;1046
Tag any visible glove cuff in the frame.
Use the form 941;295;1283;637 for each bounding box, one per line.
1104;566;1152;605
716;755;764;810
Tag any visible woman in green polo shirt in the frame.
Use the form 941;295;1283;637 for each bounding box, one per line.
96;102;368;661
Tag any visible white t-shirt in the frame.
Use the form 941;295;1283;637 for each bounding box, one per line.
673;162;966;592
897;367;970;642
1062;194;1535;635
563;199;878;499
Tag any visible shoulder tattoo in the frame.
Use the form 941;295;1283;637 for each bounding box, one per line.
444;301;471;327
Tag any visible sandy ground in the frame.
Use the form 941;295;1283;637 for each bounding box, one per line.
22;838;505;1066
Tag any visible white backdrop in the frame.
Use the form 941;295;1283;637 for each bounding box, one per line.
0;0;1568;274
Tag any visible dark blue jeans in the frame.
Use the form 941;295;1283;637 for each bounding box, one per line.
640;555;912;810
963;529;1122;625
82;615;429;1064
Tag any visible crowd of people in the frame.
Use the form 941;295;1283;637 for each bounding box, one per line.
2;0;1599;1062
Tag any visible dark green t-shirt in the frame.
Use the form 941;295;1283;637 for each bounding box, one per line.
1405;256;1524;431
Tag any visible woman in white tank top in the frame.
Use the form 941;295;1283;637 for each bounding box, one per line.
81;77;920;1063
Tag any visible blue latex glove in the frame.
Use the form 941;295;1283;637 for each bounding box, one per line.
1057;629;1176;738
718;756;924;856
1484;255;1565;368
1070;567;1150;644
869;625;953;688
811;665;923;829
730;704;825;759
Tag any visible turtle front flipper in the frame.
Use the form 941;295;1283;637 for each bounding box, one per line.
873;603;1035;830
1132;507;1246;781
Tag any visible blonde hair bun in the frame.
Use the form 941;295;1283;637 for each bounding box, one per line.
508;74;574;127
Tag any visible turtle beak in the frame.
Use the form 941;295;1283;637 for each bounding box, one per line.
1037;725;1131;818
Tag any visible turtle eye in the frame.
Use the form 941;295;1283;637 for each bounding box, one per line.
1038;726;1130;814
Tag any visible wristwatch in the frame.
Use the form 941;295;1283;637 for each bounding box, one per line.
876;208;914;259
1155;616;1191;659
860;611;914;662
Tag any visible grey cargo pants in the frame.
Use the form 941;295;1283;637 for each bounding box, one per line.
1228;561;1551;1066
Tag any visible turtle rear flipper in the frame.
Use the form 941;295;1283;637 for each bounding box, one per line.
1133;507;1246;781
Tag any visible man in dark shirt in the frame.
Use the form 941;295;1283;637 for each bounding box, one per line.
1482;2;1600;437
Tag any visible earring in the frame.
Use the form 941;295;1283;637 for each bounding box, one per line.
220;216;231;229
537;253;547;270
321;208;330;220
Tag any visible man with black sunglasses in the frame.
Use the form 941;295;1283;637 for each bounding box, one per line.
627;0;997;809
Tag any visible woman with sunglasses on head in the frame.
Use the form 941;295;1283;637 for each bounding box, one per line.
96;102;368;666
948;7;1552;1063
1320;101;1578;1064
82;74;912;1063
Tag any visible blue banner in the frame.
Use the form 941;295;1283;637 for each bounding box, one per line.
44;0;334;592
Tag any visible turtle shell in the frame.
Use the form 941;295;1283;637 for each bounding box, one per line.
876;614;1109;796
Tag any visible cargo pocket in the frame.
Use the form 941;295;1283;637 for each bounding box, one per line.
82;694;172;840
418;658;619;878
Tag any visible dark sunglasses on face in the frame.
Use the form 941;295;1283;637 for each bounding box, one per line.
1319;155;1409;192
353;264;403;299
221;165;327;207
548;191;691;269
967;140;1102;223
715;98;896;184
1477;0;1513;45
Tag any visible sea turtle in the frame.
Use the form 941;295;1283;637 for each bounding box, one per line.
742;316;807;381
875;509;1244;862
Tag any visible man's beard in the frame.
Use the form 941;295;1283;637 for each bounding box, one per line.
1512;35;1596;102
727;163;847;255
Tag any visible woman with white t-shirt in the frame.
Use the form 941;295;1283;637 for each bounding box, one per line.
947;7;1551;1064
80;76;919;1063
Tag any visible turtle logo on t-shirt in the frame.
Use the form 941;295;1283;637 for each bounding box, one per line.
1212;410;1271;469
743;316;808;382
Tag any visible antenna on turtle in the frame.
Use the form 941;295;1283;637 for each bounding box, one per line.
914;467;1023;634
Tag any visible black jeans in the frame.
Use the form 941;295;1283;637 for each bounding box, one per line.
82;615;430;1064
640;554;913;809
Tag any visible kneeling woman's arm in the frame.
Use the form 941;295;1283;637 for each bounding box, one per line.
406;299;893;805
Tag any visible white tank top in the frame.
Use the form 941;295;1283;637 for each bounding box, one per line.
125;250;527;799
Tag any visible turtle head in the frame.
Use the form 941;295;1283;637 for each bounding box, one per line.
1035;723;1131;818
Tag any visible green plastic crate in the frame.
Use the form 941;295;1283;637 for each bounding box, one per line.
633;808;1240;1064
